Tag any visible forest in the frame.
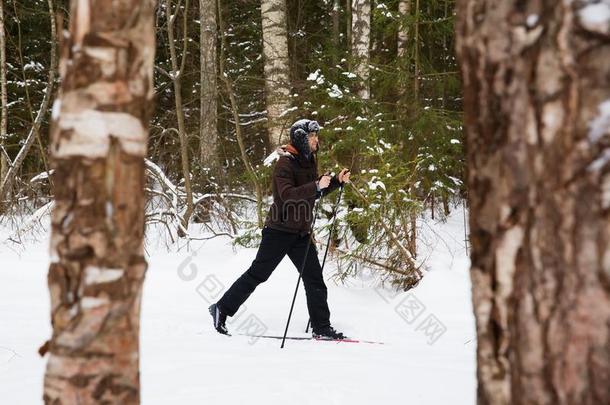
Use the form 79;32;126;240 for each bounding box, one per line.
0;1;462;290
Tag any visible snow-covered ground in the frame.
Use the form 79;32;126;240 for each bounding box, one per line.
0;208;476;404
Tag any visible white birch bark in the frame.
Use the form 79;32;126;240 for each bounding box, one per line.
397;0;411;58
0;0;7;185
261;0;291;147
351;0;371;99
42;1;155;403
456;1;610;403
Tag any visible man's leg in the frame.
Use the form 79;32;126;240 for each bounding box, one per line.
217;227;296;316
287;235;331;331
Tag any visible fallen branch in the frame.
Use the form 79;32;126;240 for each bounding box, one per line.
334;247;413;277
348;182;417;267
2;200;53;245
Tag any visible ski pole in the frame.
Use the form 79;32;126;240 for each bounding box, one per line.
305;182;345;334
280;184;326;349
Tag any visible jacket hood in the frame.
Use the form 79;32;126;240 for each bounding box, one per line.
281;144;299;156
276;144;315;166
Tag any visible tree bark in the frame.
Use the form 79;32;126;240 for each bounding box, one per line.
332;0;341;62
456;1;610;404
165;0;194;234
42;0;155;403
412;0;420;100
351;0;370;100
200;0;218;174
346;0;352;49
261;0;291;148
0;0;7;188
397;0;411;59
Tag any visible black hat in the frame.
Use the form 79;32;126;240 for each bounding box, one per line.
289;119;320;160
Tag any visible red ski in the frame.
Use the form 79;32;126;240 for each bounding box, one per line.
239;334;385;345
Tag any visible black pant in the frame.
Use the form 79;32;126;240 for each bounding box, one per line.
217;226;331;331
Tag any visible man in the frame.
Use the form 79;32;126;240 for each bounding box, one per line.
209;119;350;339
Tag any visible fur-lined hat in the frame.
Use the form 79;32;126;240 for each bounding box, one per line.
289;119;320;160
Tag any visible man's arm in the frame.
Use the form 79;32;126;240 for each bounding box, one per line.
325;174;342;195
321;169;350;195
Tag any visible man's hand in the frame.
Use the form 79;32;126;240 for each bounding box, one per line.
338;168;351;184
318;174;332;190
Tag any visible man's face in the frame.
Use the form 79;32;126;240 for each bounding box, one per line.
308;132;319;152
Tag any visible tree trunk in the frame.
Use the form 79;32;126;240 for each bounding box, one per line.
332;0;340;62
0;0;7;189
13;1;51;178
199;0;218;174
396;0;411;105
409;212;417;257
351;0;370;100
261;0;291;148
42;1;155;403
397;0;411;59
412;0;420;100
346;0;352;50
456;1;610;404
166;0;194;234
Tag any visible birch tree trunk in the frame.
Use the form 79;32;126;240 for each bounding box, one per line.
261;0;291;147
351;0;370;100
397;0;411;58
200;0;218;172
0;0;7;188
456;1;610;404
397;0;411;99
42;1;155;403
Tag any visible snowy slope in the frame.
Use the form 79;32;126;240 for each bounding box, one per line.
0;208;476;404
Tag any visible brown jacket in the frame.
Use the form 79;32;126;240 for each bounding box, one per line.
264;144;341;236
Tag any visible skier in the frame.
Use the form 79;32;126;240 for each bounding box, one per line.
209;119;351;339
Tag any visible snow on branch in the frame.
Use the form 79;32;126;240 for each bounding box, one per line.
2;201;54;245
